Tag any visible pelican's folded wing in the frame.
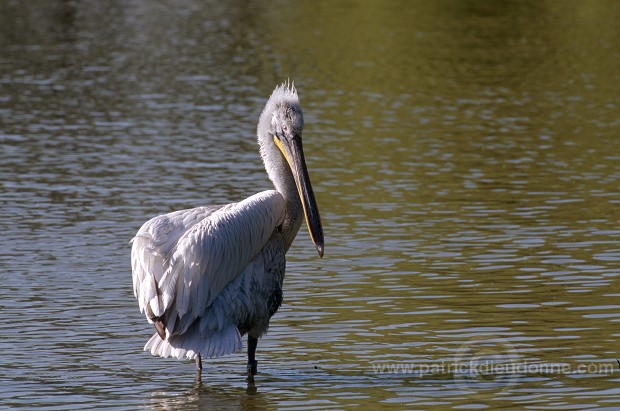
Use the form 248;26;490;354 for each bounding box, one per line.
131;205;223;321
131;190;286;339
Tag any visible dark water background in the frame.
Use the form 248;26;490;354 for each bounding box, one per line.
1;1;620;409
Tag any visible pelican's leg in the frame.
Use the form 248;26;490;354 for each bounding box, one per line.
247;335;258;376
196;354;203;371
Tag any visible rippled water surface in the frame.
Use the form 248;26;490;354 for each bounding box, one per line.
2;1;620;410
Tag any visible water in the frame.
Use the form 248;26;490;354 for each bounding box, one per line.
1;0;620;409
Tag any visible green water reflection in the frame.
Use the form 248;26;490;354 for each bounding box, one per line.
1;0;619;410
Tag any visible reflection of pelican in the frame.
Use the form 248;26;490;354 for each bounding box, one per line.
147;372;262;410
131;82;324;375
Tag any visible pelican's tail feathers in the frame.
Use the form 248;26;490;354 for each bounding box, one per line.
144;324;242;361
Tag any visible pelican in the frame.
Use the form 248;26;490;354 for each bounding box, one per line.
130;82;324;376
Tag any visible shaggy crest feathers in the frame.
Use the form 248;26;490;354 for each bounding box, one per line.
265;81;299;110
273;79;297;99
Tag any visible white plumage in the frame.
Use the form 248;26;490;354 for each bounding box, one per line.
130;82;324;375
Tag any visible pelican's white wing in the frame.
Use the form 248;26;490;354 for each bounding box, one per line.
131;205;223;321
131;190;286;339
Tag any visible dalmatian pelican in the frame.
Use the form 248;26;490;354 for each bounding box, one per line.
131;82;324;376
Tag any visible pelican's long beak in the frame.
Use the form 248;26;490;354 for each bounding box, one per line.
274;133;324;257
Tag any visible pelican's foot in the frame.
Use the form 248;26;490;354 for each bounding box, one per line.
247;360;258;376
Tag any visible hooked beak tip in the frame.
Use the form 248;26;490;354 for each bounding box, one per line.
316;243;324;258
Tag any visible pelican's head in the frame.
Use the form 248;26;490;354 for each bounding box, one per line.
257;82;324;258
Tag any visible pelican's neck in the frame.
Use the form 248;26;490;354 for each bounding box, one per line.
258;134;304;252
